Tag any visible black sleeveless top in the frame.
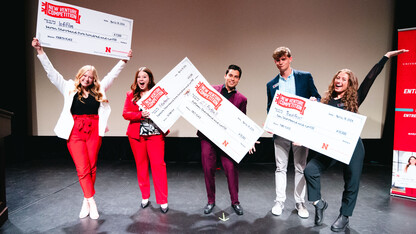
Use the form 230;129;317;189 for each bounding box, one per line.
70;93;100;115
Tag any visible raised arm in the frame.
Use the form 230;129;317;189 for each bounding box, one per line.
100;50;132;91
32;37;69;95
385;49;409;58
32;37;44;55
357;49;409;106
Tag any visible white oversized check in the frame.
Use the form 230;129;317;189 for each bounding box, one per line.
36;0;133;60
264;91;367;164
137;58;198;133
178;76;264;163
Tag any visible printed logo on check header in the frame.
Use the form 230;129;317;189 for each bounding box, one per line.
275;93;306;115
141;86;168;110
41;2;81;24
195;82;222;110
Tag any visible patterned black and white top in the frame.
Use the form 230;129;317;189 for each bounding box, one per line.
140;118;161;136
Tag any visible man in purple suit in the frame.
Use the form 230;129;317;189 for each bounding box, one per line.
197;64;247;215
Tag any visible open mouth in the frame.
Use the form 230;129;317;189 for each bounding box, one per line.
138;81;146;88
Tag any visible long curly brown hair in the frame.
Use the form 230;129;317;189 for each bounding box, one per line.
131;67;156;102
73;65;107;103
321;69;359;113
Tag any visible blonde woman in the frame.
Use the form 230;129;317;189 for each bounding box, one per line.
304;49;408;232
32;38;131;219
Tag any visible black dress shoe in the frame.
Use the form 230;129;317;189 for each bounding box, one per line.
331;214;349;232
160;205;169;214
314;199;328;226
232;204;243;215
204;203;215;214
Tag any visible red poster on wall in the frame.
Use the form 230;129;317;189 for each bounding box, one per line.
391;28;416;199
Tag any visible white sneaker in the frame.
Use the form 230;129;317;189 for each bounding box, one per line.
79;198;90;219
87;197;99;219
271;201;284;216
296;202;309;219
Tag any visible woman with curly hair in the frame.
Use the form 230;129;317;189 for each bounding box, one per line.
32;38;131;219
304;49;408;232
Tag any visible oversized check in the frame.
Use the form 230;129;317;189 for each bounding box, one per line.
178;76;264;163
137;58;198;133
264;91;367;164
36;0;133;60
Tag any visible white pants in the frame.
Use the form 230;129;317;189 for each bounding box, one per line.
274;135;308;203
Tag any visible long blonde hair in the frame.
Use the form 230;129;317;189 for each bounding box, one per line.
321;69;359;113
73;65;107;103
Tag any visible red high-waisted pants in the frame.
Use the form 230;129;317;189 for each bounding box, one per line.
128;134;168;204
67;115;101;198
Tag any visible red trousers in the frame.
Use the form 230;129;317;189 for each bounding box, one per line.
67;115;102;198
128;135;168;204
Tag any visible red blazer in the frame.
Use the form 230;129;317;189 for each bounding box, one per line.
122;90;143;139
123;90;169;139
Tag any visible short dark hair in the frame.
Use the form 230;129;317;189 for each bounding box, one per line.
225;64;242;78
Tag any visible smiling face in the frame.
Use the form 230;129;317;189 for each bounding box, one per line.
80;70;94;88
75;65;97;91
334;71;350;95
224;69;240;90
131;67;155;101
410;156;416;166
137;70;150;91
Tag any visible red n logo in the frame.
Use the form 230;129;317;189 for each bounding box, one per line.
222;140;229;147
322;143;329;150
105;47;111;53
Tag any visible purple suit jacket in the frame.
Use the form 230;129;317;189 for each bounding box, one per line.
197;84;247;139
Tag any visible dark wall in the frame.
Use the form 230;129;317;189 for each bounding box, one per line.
2;0;30;135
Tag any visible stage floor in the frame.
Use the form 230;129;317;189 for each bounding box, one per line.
1;159;415;233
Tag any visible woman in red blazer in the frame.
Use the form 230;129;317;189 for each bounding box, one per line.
123;67;168;213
